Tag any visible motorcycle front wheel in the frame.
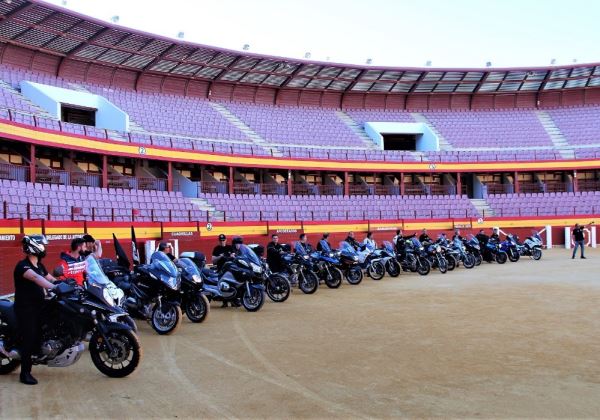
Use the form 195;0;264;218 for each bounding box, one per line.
345;267;363;285
417;258;430;276
89;328;142;378
185;293;210;323
508;249;520;262
496;252;508;264
368;261;385;280
324;267;343;289
463;254;476;269
437;256;448;274
299;270;319;294
151;302;182;335
532;248;542;260
266;275;291;302
386;259;401;277
242;287;265;312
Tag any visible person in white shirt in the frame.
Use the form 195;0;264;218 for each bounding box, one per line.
363;231;376;251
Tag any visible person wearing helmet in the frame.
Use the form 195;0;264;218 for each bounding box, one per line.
212;234;233;271
13;235;58;385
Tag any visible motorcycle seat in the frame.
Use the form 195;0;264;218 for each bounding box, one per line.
0;299;17;330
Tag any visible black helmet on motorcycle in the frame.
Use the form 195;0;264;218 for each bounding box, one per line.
232;237;244;246
22;234;48;258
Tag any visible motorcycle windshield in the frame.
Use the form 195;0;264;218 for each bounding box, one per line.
239;244;261;266
177;257;200;277
319;239;331;252
383;241;394;253
411;237;422;247
150;251;180;290
339;241;358;256
85;255;111;286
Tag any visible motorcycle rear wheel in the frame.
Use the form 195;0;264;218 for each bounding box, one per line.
185;293;210;323
446;256;456;271
266;275;291;302
368;261;385;280
151;303;182;335
345;267;363;285
299;270;319;294
242;288;265;312
89;328;142;378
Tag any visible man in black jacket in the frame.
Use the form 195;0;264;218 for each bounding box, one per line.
266;234;284;272
419;229;431;244
572;223;587;259
345;231;361;251
316;233;331;252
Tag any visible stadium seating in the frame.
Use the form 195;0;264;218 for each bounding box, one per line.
487;191;600;216
547;106;600;145
422;110;553;148
0;179;206;222
200;193;480;221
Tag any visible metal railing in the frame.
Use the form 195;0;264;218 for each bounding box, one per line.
0;163;29;182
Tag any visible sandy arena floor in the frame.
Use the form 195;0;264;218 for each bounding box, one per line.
1;249;600;418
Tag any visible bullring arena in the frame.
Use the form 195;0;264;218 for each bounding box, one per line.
2;249;600;418
1;0;600;418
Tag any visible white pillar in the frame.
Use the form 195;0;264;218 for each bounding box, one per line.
545;225;552;249
592;226;597;249
564;227;571;249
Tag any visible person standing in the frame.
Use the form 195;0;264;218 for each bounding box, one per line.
266;234;284;273
13;235;58;385
362;232;376;251
572;223;586;259
212;234;234;270
82;234;102;258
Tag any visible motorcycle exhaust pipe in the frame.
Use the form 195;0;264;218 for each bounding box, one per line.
0;339;20;359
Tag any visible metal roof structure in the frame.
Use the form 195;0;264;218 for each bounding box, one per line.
1;0;600;94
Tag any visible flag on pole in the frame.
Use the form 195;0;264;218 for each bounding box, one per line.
131;226;140;265
113;234;131;269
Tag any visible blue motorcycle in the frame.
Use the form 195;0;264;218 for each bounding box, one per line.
500;234;520;262
310;241;343;289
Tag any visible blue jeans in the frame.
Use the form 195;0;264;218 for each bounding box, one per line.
572;240;585;258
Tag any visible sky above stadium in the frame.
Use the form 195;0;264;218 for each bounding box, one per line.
44;0;600;68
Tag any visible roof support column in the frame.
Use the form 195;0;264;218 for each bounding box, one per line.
513;171;520;194
29;144;36;184
102;155;108;189
167;161;173;192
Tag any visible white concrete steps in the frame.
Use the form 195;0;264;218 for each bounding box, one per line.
209;102;282;157
335;110;380;149
470;198;495;218
535;110;574;159
410;112;454;150
190;197;224;221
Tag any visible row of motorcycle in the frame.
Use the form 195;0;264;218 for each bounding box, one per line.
0;232;543;380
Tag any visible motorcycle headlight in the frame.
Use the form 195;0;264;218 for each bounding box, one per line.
352;256;358;261
303;255;309;260
250;262;263;274
192;274;202;284
102;288;115;307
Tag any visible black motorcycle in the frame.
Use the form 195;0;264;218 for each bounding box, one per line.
336;242;363;285
281;248;319;294
109;251;183;335
397;238;431;276
0;256;141;378
176;256;211;323
202;245;267;312
248;245;291;303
